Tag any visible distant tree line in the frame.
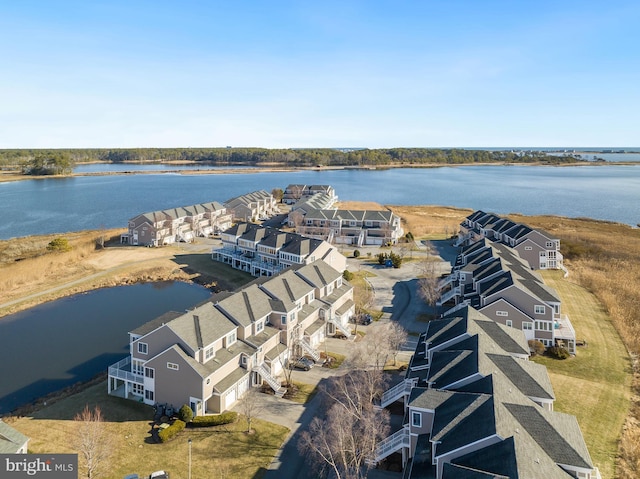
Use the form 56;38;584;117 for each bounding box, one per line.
0;147;586;175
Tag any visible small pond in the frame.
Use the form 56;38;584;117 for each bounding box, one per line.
0;281;211;414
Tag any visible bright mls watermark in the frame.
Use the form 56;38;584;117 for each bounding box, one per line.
1;455;77;478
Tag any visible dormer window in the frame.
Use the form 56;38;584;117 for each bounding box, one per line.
256;321;264;333
226;331;237;347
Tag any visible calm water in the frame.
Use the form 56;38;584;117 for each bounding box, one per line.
0;281;211;414
1;165;638;240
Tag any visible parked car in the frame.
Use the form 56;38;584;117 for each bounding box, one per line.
289;357;314;371
350;314;372;325
149;471;169;479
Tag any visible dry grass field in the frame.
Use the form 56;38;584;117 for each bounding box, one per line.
7;381;289;479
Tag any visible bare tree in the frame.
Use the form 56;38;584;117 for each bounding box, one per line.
386;322;409;366
73;405;112;479
417;257;442;307
299;370;390;479
239;387;264;433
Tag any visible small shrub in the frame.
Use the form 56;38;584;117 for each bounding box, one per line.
547;346;571;360
191;411;238;427
528;339;546;356
47;238;72;253
342;270;354;281
158;419;186;442
178;404;193;423
377;252;387;265
353;249;361;258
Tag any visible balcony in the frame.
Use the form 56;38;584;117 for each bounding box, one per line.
108;357;143;384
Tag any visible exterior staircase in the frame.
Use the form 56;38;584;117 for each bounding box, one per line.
254;364;286;398
380;379;417;408
299;337;321;362
330;318;353;340
370;427;411;464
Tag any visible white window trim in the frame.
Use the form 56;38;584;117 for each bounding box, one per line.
167;362;179;370
411;411;422;428
535;305;546;315
138;342;148;355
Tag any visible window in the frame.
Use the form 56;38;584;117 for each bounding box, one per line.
281;314;287;325
506;320;513;328
411;411;422;428
546;241;554;248
227;331;237;346
523;322;533;330
205;347;214;360
138;342;148;355
241;355;248;365
167;362;179;370
132;383;144;396
132;359;144;375
496;311;508;317
145;390;154;401
524;246;533;251
256;321;264;333
144;367;154;379
534;305;546;315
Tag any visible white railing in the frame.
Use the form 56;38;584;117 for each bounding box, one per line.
437;286;460;306
108;357;144;384
381;379;416;408
299;338;321;362
437;272;457;291
374;427;410;462
330;318;353;339
454;232;471;246
443;300;470;316
254;364;286;397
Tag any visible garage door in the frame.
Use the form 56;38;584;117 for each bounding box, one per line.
224;389;236;410
238;377;249;397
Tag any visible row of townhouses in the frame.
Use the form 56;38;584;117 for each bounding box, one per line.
107;259;354;415
294;208;404;246
438;238;577;353
282;184;338;206
121;202;233;246
374;306;600;479
457;210;565;272
224;190;279;222
213;223;347;277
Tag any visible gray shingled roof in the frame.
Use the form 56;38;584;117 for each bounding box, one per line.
167;303;237;351
0;420;29;453
504;403;593;469
215;284;275;327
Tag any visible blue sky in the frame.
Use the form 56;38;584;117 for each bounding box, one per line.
1;1;638;148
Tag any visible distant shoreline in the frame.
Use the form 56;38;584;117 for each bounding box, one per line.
1;160;632;184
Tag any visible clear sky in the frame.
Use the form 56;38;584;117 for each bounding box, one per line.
0;1;638;149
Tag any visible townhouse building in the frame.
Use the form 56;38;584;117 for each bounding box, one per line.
224;190;278;222
121;201;232;246
213;223;347;277
374;306;600;479
282;184;338;206
107;260;354;415
457;210;564;271
438;239;576;353
286;192;337;227
295;208;404;246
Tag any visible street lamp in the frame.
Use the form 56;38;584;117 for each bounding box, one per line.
188;438;192;479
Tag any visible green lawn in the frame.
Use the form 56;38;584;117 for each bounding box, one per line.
10;381;289;479
533;271;632;479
